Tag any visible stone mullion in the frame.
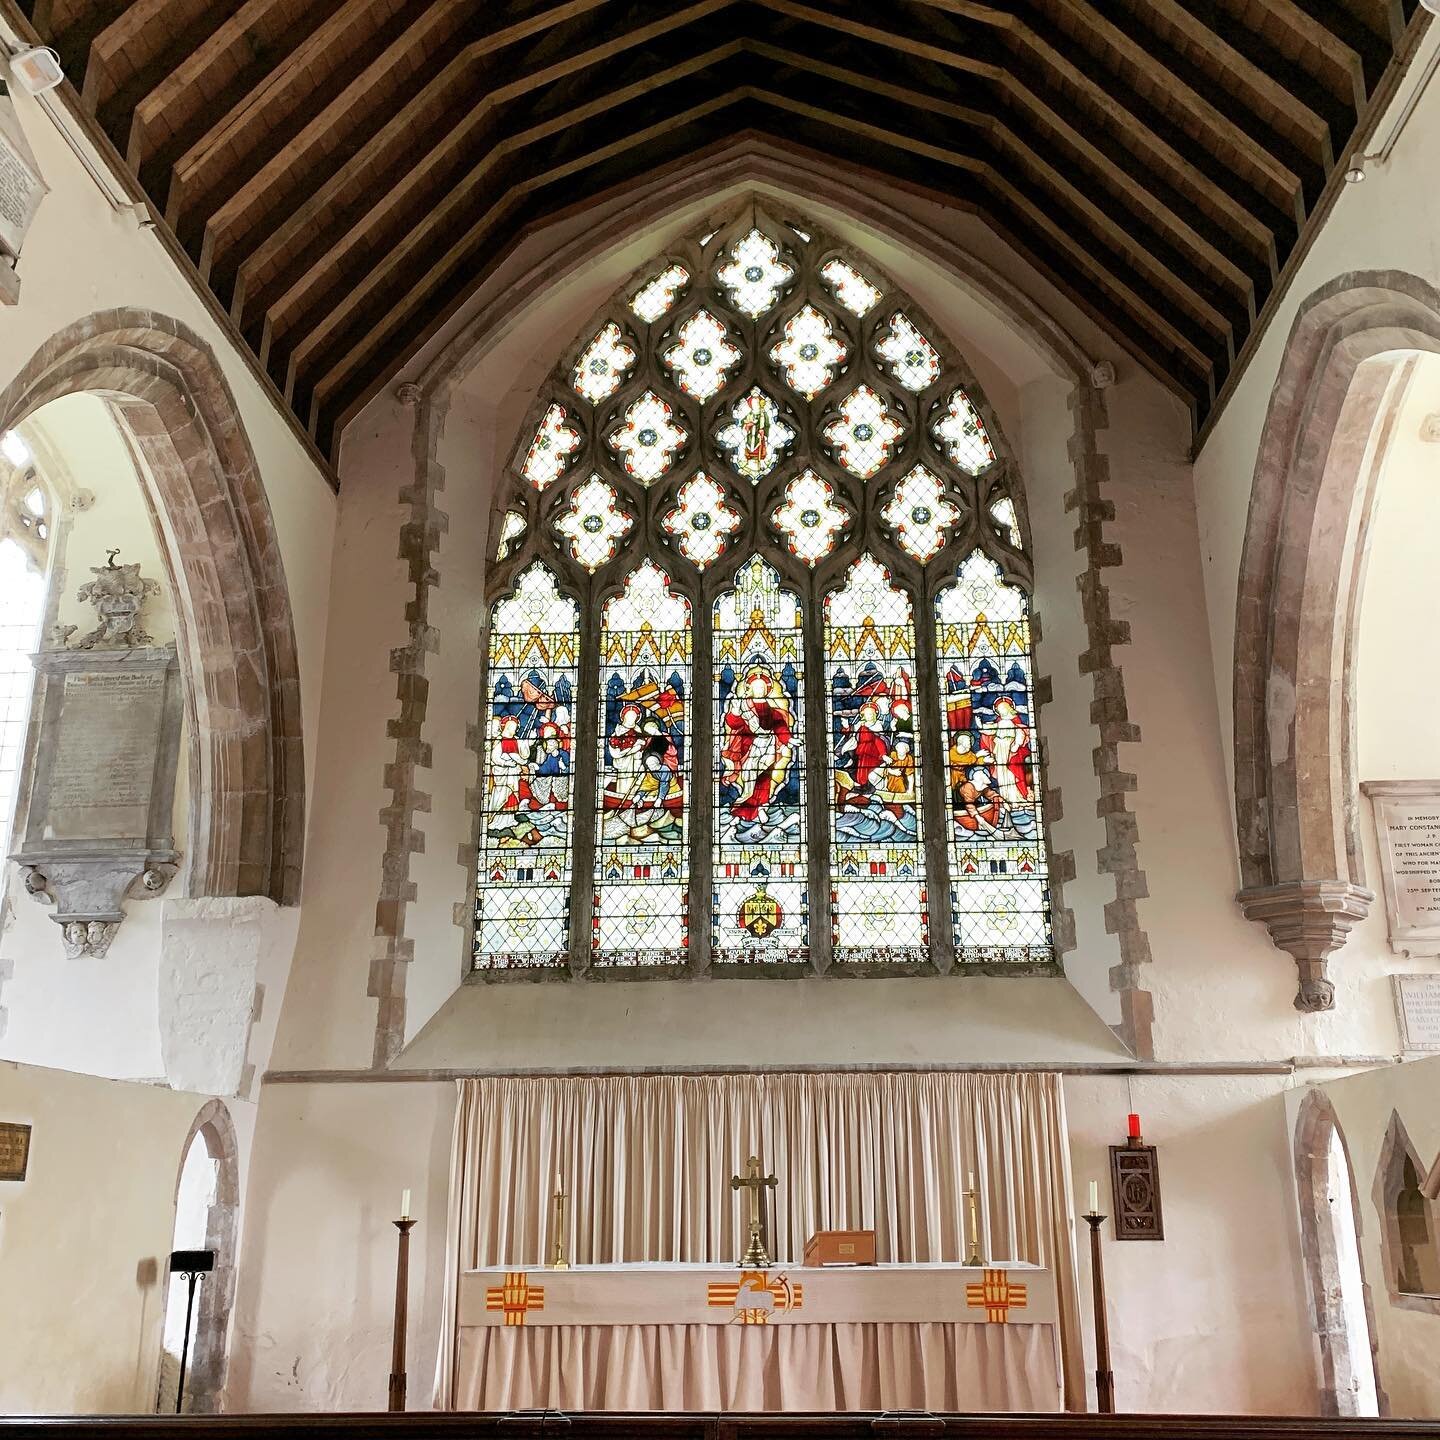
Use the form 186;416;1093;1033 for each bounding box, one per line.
915;570;956;973
566;581;603;975
688;579;715;975
802;571;834;974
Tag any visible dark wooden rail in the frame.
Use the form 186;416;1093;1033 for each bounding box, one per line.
3;1415;1440;1439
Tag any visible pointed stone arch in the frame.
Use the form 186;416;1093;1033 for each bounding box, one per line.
0;310;305;904
1234;271;1440;1010
1373;1108;1440;1314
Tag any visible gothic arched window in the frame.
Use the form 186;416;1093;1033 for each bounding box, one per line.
477;204;1056;976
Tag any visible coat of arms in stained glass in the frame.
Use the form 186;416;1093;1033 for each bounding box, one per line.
937;550;1051;961
593;560;691;965
825;555;927;963
473;564;579;970
713;558;807;964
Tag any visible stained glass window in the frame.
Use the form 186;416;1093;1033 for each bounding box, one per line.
593;561;691;966
474;564;579;970
480;208;1054;978
713;558;807;963
825;555;927;963
662;472;741;569
933;388;996;474
936;551;1051;962
554;476;632;571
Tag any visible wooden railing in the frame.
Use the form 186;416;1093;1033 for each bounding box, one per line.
2;1415;1440;1439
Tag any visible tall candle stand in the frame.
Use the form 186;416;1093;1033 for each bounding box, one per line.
388;1216;417;1412
1082;1210;1116;1413
963;1186;985;1267
550;1184;569;1269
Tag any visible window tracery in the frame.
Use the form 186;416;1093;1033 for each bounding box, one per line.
476;204;1055;977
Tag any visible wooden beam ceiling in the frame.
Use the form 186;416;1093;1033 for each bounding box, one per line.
11;0;1431;462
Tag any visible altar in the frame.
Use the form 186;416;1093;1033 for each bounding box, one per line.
454;1262;1062;1413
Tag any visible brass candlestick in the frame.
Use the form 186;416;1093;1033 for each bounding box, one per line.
964;1187;985;1266
549;1186;569;1269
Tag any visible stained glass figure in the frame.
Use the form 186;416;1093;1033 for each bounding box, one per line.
876;313;941;393
661;472;742;569
608;389;687;486
881;465;960;563
823;385;904;478
772;470;848;566
717;228;794;318
820;258;882;317
521;403;581;490
663;310;741;401
933;388;996;474
825;554;927;963
494;509;526;561
474;564;578;970
554;475;632;571
937;549;1051;963
594;561;691;965
716;387;794;482
770;304;847;400
713;557;807;963
572;322;637;405
990;494;1022;550
631;264;689;323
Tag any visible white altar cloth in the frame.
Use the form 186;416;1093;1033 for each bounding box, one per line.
453;1262;1061;1413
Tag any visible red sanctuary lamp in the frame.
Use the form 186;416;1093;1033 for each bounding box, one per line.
1110;1112;1163;1241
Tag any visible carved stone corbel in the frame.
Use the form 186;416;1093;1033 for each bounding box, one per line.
1237;879;1374;1011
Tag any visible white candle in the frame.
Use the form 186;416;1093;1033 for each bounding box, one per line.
401;1188;412;1220
556;1171;564;1195
968;1170;975;1191
1087;1180;1099;1213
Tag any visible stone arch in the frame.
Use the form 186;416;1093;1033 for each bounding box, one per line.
171;1098;240;1412
1234;271;1440;1010
1373;1108;1440;1313
0;310;305;904
1293;1089;1386;1415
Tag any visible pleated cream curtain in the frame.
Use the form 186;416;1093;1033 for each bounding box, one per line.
436;1070;1082;1409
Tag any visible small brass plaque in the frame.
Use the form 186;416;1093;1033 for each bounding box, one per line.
0;1122;31;1181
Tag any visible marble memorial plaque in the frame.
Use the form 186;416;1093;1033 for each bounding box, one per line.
1361;781;1440;955
1393;975;1440;1053
45;669;166;840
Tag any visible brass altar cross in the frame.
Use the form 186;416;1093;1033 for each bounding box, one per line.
730;1154;778;1268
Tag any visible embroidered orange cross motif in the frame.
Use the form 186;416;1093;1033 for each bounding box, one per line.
966;1268;1027;1322
707;1270;804;1324
486;1271;545;1326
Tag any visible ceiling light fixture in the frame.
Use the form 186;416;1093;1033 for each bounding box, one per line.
7;46;63;96
1344;163;1367;183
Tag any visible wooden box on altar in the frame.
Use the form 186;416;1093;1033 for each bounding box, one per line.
803;1229;876;1266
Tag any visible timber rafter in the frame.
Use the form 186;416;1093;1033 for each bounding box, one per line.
8;0;1431;462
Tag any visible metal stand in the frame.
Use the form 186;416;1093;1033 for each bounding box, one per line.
388;1218;417;1412
1082;1211;1116;1413
167;1247;214;1415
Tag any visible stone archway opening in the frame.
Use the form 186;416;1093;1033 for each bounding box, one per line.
1294;1090;1384;1416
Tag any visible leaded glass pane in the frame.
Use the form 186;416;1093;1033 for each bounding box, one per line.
593;561;691;965
821;258;882;317
554;475;632;571
772;469;848;567
824;385;904;478
661;471;742;569
713;557;807;964
937;550;1051;963
716;388;794;482
494;509;526;560
770;304;847;400
990;494;1022;549
631;264;689;323
608;389;687;486
881;465;960;563
474;564;578;971
876;313;941;393
825;555;927;963
717;228;794;318
663;310;741;401
573;322;637;404
933;388;996;474
521;403;581;490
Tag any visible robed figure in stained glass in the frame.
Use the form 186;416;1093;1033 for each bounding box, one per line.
600;673;686;844
719;663;797;836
